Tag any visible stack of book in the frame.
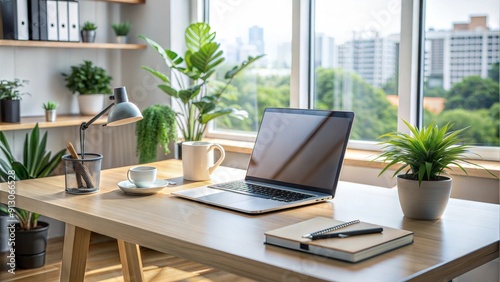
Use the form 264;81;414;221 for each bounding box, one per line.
0;0;79;41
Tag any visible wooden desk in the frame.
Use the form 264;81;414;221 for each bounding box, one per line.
1;160;498;281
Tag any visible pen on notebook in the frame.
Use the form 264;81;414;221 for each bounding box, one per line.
302;219;360;238
309;227;383;240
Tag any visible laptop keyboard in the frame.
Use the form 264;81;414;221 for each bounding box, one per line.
211;182;314;202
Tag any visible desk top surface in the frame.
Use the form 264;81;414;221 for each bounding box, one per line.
1;160;498;281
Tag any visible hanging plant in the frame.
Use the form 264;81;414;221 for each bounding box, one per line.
135;104;177;163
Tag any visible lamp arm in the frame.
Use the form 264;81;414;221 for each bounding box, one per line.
81;102;115;130
79;101;116;158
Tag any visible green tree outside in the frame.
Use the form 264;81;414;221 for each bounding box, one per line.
212;64;498;147
445;76;499;110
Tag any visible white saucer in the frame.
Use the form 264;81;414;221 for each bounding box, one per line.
118;179;170;195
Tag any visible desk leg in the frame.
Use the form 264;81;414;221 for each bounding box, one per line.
117;239;145;282
60;224;91;282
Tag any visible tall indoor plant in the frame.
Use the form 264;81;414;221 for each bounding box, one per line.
0;79;29;123
0;124;66;268
377;120;497;220
140;22;264;142
62;60;112;115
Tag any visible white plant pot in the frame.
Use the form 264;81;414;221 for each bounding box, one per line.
397;175;452;220
77;94;105;115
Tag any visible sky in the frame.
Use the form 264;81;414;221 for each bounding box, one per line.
209;0;499;58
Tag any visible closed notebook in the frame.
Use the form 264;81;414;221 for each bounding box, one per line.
264;217;413;263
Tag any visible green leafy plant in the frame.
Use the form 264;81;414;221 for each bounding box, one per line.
140;22;264;141
112;21;131;36
136;105;177;163
42;101;58;110
377;120;497;185
81;21;97;31
0;79;29;100
62;60;112;95
0;124;66;230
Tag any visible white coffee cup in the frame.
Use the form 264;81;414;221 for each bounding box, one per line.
127;166;157;188
182;142;225;181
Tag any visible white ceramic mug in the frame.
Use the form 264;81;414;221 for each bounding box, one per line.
182;142;226;181
127;166;157;188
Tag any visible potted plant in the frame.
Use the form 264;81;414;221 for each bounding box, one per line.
42;100;58;122
377;120;498;220
139;22;263;159
61;60;112;115
135;105;177;163
0;124;66;268
81;21;97;43
111;21;131;44
0;79;29;123
0;209;10;253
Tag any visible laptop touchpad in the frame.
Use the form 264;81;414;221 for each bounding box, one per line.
198;191;252;204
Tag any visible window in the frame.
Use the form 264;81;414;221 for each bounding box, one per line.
207;0;293;137
203;0;499;160
313;0;401;142
423;0;500;149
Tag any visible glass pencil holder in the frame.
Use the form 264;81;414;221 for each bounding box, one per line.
63;153;103;194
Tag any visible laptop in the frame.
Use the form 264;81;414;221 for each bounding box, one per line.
172;108;355;214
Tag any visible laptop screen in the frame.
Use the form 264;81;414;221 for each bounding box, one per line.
246;108;355;195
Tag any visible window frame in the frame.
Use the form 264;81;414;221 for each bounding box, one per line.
200;0;500;161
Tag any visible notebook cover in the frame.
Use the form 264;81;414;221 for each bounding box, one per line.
264;217;414;262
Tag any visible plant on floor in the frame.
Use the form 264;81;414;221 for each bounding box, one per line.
0;123;66;230
140;22;264;141
136;105;177;163
377;120;497;185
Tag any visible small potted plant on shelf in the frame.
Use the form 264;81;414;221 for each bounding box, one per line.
0;79;29;123
42;100;58;122
111;21;131;44
377;120;498;220
62;60;112;115
139;22;264;160
0;124;66;269
81;21;97;43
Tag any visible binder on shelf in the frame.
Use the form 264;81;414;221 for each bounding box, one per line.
0;0;29;40
27;0;40;40
67;0;79;42
46;0;58;41
39;0;48;40
56;0;68;41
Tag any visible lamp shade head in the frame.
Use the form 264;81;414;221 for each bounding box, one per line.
106;87;143;126
107;102;143;126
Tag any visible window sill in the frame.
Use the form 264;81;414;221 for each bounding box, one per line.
205;138;500;180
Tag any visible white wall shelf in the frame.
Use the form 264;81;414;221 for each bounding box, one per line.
0;40;146;50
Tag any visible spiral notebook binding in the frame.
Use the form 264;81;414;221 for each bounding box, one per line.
308;219;360;237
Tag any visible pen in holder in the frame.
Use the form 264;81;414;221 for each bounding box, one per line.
63;142;102;194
